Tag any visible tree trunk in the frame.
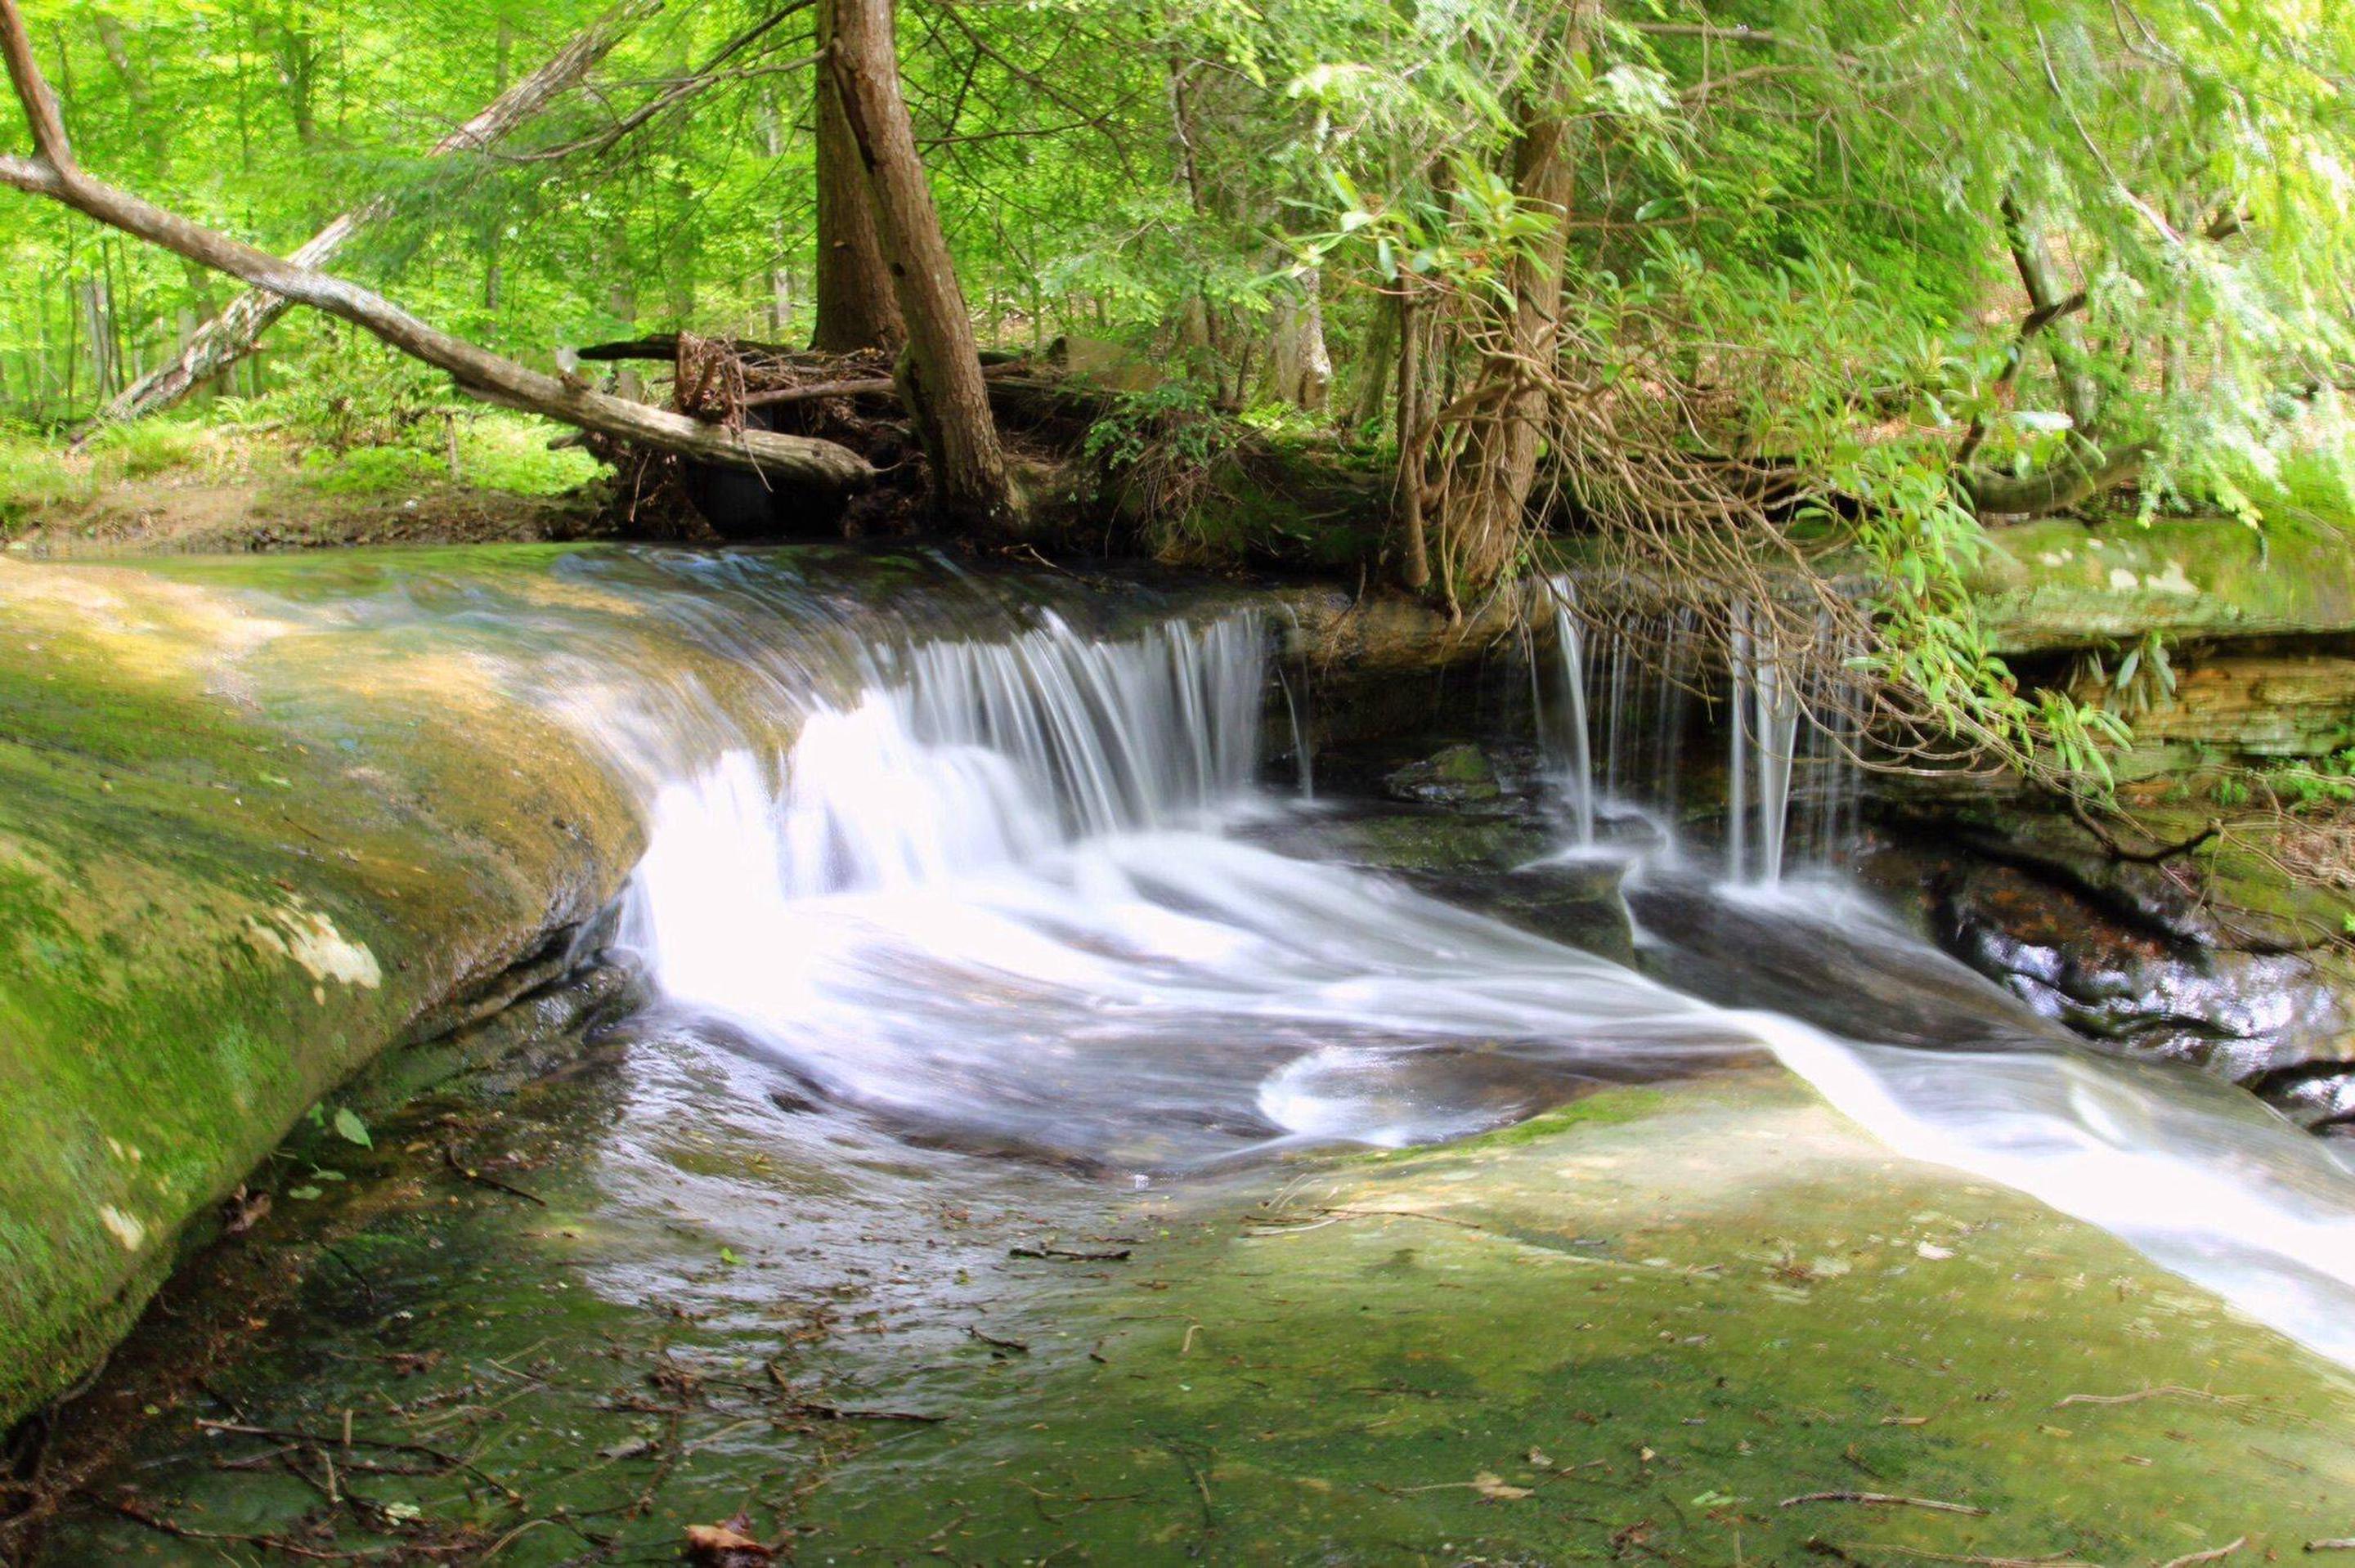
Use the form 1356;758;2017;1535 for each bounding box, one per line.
0;1;871;491
823;0;1018;531
1394;289;1432;590
1348;288;1399;429
1429;33;1584;596
760;87;796;337
1294;271;1332;414
810;0;903;353
1257;270;1333;414
80;274;113;398
2001;194;2101;436
86;0;665;432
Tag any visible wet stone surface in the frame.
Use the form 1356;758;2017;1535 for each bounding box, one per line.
14;550;2355;1566
31;1060;2355;1566
1919;852;2355;1133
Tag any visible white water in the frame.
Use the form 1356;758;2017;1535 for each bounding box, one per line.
626;606;2355;1370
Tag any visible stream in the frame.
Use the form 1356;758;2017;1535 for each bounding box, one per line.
30;543;2355;1564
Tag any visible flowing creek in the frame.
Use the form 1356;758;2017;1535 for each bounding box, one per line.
29;543;2355;1564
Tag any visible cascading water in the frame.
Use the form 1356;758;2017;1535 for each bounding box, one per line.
607;581;2355;1369
1537;580;1596;844
1541;592;1861;884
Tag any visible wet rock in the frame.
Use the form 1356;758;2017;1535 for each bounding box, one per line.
1936;858;2355;1128
1384;742;1502;805
0;553;654;1428
1326;809;1545;871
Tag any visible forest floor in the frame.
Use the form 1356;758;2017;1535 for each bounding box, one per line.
7;473;608;554
0;414;614;555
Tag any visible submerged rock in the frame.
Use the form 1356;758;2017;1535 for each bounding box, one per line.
793;1072;2355;1557
38;1064;2355;1564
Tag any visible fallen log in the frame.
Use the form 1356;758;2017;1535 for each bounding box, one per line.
742;360;1025;409
1958;439;2150;518
576;333;1025;367
0;7;872;494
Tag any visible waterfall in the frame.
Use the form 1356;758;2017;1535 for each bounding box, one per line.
1726;603;1752;878
1541;592;1858;884
1546;583;1596;844
601;569;2355;1373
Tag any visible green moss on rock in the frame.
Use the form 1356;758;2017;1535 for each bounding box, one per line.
790;1070;2355;1561
0;552;647;1426
1969;513;2355;652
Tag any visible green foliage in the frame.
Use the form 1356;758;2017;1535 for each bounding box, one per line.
2229;748;2355;813
1083;378;1250;558
80;420;207;481
0;423;91;531
2077;632;2178;720
299;445;444;496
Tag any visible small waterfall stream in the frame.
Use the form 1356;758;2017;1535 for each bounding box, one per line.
1541;589;1864;883
599;576;2355;1369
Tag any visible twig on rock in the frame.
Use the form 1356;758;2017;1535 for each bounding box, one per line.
1779;1490;1989;1516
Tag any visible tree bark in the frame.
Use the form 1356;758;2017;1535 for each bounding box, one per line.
1952;193;2141;517
1348;288;1399;429
1394;289;1432;590
0;2;871;492
1258;270;1333;413
2001;194;2101;436
810;0;903;353
1959;441;2150;517
1431;87;1577;594
85;0;666;432
824;0;1018;531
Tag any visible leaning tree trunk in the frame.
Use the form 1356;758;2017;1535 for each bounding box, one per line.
0;0;870;491
1954;194;2141;518
2002;194;2102;437
83;0;665;433
1429;94;1576;596
810;0;903;353
824;0;1018;532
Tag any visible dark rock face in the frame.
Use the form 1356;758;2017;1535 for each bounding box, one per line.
1932;858;2355;1131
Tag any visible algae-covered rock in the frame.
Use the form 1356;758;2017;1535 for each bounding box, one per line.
39;1055;2355;1564
782;1069;2355;1561
1384;741;1503;804
1969;513;2355;652
0;550;650;1426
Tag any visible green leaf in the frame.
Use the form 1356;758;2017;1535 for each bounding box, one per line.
333;1108;372;1149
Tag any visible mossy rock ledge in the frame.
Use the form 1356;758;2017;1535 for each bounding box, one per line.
1966;513;2355;653
0;549;657;1428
